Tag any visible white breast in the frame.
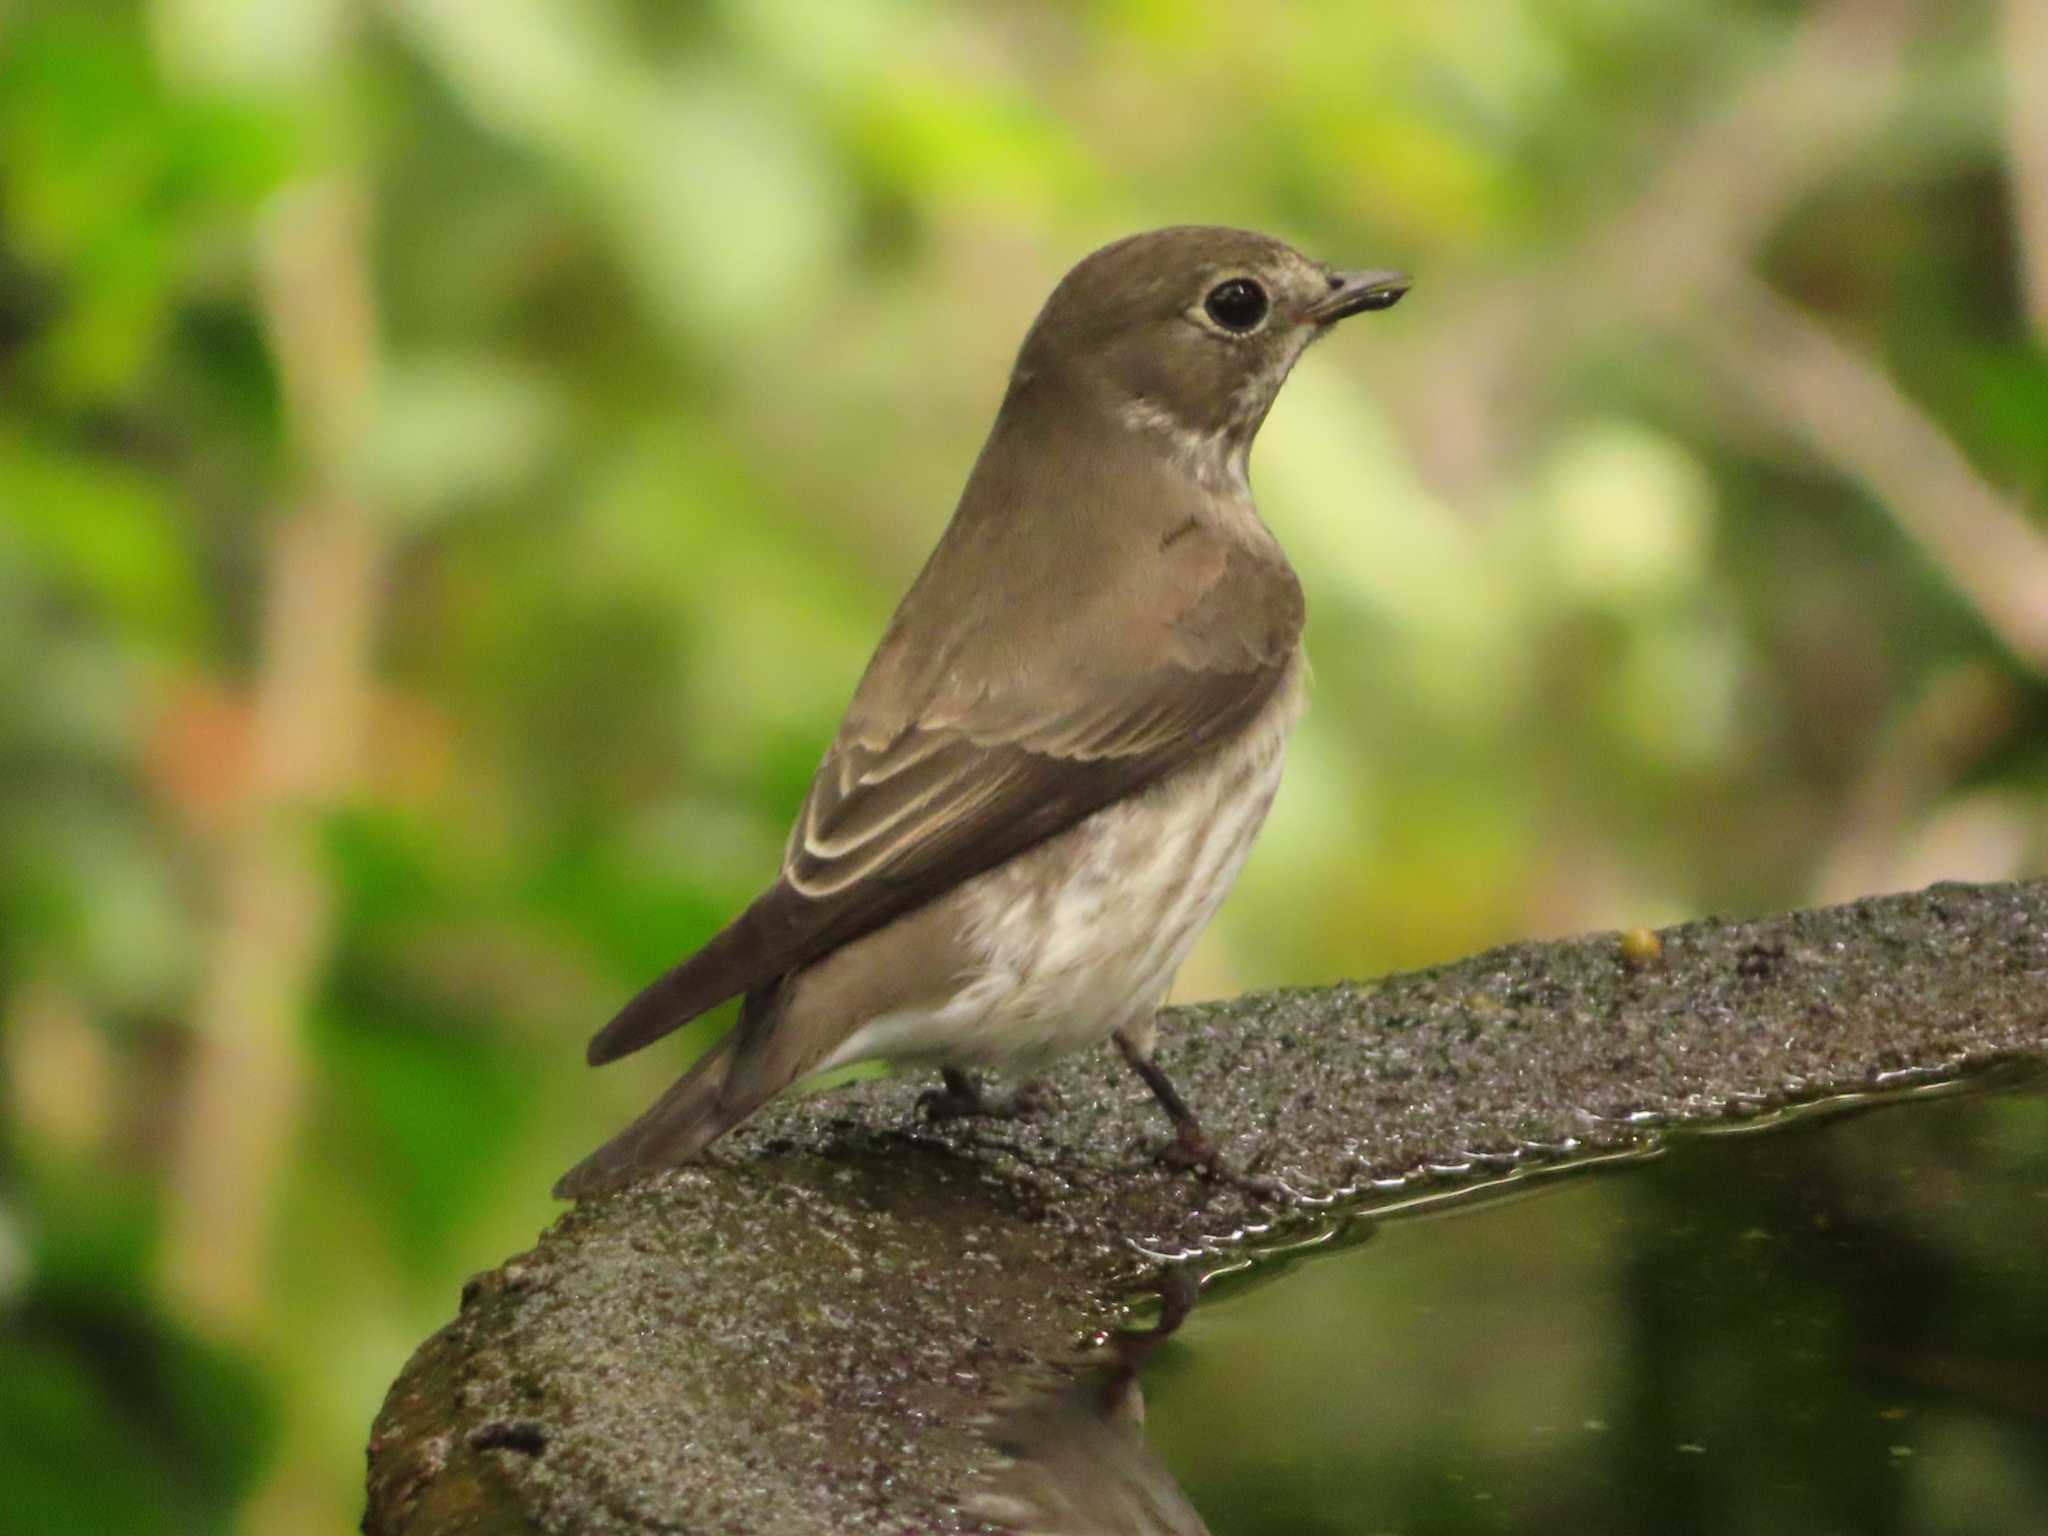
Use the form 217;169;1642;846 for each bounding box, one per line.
817;660;1304;1076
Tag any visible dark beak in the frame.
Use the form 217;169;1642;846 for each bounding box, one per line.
1308;268;1411;323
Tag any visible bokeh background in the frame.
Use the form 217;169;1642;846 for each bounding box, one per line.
2;0;2045;1530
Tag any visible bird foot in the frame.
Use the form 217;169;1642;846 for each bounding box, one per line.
1151;1121;1280;1201
1112;1035;1279;1199
918;1070;1053;1125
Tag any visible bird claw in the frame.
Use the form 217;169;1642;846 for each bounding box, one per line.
917;1072;1053;1125
1151;1123;1280;1201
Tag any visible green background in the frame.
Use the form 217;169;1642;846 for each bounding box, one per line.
2;0;2044;1529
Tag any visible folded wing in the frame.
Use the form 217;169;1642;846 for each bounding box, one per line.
585;528;1302;1066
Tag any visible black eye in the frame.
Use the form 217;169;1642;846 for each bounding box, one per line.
1203;277;1268;333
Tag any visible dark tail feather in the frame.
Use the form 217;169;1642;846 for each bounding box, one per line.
586;920;759;1066
554;1031;762;1199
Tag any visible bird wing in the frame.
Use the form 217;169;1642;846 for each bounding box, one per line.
584;524;1302;1066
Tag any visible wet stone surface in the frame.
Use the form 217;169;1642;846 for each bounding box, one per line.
364;879;2048;1534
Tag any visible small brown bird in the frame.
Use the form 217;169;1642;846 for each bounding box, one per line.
556;226;1408;1198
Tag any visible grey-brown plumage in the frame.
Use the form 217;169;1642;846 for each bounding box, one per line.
557;227;1408;1198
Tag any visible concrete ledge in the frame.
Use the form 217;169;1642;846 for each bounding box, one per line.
363;880;2048;1534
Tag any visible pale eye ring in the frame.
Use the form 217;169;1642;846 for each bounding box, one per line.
1202;277;1268;333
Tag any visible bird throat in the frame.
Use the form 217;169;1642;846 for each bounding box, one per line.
1117;394;1253;498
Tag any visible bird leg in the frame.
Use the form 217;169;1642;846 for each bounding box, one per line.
1093;1261;1199;1417
1114;1031;1276;1198
918;1067;1051;1125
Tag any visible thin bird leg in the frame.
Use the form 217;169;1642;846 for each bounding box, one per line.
1094;1262;1200;1418
1112;1035;1209;1162
918;1067;1051;1124
1113;1032;1276;1198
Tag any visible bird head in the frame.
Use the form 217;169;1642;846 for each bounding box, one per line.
1009;226;1409;488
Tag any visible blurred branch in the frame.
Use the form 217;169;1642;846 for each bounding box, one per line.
1407;0;2048;675
1587;0;1916;327
1398;0;1915;500
1543;0;2048;672
162;179;387;1332
1813;662;2020;903
1710;275;2048;673
2004;0;2048;340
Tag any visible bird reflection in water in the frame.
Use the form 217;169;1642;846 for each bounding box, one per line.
968;1267;1210;1536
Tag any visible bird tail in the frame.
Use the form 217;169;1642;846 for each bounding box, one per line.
553;1028;763;1199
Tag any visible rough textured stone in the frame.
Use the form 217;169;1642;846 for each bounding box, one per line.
364;880;2048;1534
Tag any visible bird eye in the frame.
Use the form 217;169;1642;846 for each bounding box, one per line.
1202;278;1268;334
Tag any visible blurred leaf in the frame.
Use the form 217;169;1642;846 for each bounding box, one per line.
608;72;848;341
323;806;469;938
395;0;846;349
0;435;209;650
152;0;353;92
524;835;737;993
0;10;295;398
0;1292;274;1535
310;985;531;1278
366;353;563;522
1953;343;2048;503
845;80;1097;214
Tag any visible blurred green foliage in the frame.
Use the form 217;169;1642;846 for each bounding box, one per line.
1;0;2043;1530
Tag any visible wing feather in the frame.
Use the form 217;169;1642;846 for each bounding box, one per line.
585;526;1301;1066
